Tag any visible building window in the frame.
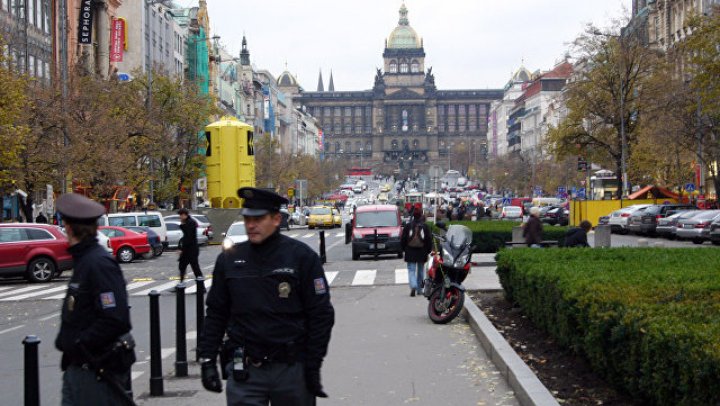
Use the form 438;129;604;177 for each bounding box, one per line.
391;139;398;150
411;60;419;73
400;63;409;73
365;141;372;152
355;141;361;152
389;60;397;73
345;141;351;153
335;142;341;152
413;139;419;149
345;106;352;117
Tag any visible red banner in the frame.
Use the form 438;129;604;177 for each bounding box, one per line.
110;18;125;63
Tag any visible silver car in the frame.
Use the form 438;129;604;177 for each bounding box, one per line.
607;205;651;234
164;221;209;249
222;221;248;251
164;214;214;240
656;211;699;239
675;210;720;244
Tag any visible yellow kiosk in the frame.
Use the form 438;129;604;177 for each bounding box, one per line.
205;116;256;208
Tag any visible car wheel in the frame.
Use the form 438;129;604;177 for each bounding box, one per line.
27;257;56;283
712;240;720;246
692;238;704;245
309;225;315;230
397;252;403;259
117;247;135;263
153;245;163;257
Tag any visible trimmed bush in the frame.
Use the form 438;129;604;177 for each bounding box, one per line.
432;220;569;252
496;248;720;406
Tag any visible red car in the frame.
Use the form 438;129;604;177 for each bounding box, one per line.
99;226;152;263
0;224;73;282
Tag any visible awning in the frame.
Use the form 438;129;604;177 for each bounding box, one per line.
627;185;679;200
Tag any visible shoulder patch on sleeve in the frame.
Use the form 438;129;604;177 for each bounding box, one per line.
100;292;116;309
314;278;327;295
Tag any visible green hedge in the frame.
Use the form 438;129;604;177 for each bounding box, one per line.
496;248;720;406
432;220;569;252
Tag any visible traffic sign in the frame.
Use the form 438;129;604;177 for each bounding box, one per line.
557;186;566;194
287;187;295;198
577;188;586;199
685;183;695;192
502;197;511;206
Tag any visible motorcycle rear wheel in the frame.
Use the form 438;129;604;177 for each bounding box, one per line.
427;287;465;324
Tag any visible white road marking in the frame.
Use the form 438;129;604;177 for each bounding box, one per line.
335;232;344;237
126;280;155;291
185;278;212;294
186;330;197;340
0;286;14;292
395;269;409;284
324;271;339;285
131;371;144;381
161;348;175;359
302;233;314;239
0;325;25;335
352;270;376;286
133;281;179;296
0;285;68;301
39;313;59;321
202;264;214;270
0;284;51;298
290;234;302;239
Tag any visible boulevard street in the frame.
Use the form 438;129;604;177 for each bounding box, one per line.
0;223;707;405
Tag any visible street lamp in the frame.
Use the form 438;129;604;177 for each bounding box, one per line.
359;147;364;168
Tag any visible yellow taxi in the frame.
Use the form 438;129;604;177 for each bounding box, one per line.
307;206;342;229
380;183;391;192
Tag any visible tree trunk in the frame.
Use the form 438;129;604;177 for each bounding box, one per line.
616;158;624;200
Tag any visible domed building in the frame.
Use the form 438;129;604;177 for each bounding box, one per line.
286;3;503;175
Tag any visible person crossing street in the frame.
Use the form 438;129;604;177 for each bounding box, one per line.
401;207;433;297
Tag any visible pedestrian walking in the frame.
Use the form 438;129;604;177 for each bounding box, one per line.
198;187;335;405
401;207;433;297
35;212;48;223
561;220;592;247
177;208;202;283
523;206;543;248
54;194;135;405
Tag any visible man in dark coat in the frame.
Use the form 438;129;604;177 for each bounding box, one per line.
523;206;543;247
401;207;433;296
178;208;202;283
563;220;592;247
54;193;133;405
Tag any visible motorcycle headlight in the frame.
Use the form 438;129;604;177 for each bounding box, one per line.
222;237;234;251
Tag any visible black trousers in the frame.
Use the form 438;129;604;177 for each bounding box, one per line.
179;248;201;282
225;362;314;406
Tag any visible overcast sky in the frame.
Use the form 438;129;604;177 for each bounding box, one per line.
181;0;627;91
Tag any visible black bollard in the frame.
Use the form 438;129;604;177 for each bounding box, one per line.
195;276;205;362
374;228;379;260
22;335;40;406
148;290;163;396
319;230;327;264
175;283;188;377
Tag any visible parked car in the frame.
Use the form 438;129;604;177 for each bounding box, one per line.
707;217;720;245
124;226;163;257
541;207;569;226
279;208;291;231
500;206;523;220
288;210;306;226
163;213;214;240
222;221;248;251
98;211;168;245
98;226;152;263
607;205;652;234
656;211;700;240
675;210;720;244
164;221;209;249
0;224;73;282
598;215;610;226
307;206;342;229
627;204;697;235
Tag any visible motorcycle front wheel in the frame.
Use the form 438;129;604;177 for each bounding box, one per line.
427;286;465;324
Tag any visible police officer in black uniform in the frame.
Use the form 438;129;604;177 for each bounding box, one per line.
198;187;335;405
54;194;133;405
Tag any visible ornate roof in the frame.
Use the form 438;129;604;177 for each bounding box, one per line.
277;70;299;87
387;3;421;49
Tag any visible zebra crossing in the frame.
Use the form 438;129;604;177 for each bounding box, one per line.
288;231;345;239
0;268;416;302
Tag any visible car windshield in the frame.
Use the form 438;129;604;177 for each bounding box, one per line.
194;215;210;223
355;211;398;228
311;208;331;215
693;211;720;221
227;224;247;236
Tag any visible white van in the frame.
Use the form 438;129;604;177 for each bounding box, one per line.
97;211;168;244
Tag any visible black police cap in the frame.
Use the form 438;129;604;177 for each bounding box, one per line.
238;187;289;217
56;193;106;224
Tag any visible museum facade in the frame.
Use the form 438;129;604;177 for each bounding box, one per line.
277;3;503;175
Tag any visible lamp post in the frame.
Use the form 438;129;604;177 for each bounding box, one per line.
359;147;363;169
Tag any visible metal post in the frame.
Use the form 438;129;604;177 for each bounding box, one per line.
195;276;205;362
373;228;379;260
175;283;188;377
319;230;326;264
22;335;40;406
148;290;163;396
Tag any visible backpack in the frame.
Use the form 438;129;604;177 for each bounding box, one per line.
408;223;425;248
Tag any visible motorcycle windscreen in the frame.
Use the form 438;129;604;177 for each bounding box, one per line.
442;225;473;268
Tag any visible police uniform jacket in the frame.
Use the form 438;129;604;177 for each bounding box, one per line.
55;238;131;370
199;231;335;369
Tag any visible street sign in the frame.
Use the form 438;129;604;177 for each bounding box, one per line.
577;188;586;199
685;183;695;192
557;186;566;194
295;179;307;200
117;72;132;82
502;197;511;206
287;187;295;198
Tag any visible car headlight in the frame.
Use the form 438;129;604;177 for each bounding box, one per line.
353;232;363;239
389;230;400;238
222;237;234;250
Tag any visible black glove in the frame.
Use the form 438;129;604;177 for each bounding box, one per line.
200;359;223;393
305;367;328;398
